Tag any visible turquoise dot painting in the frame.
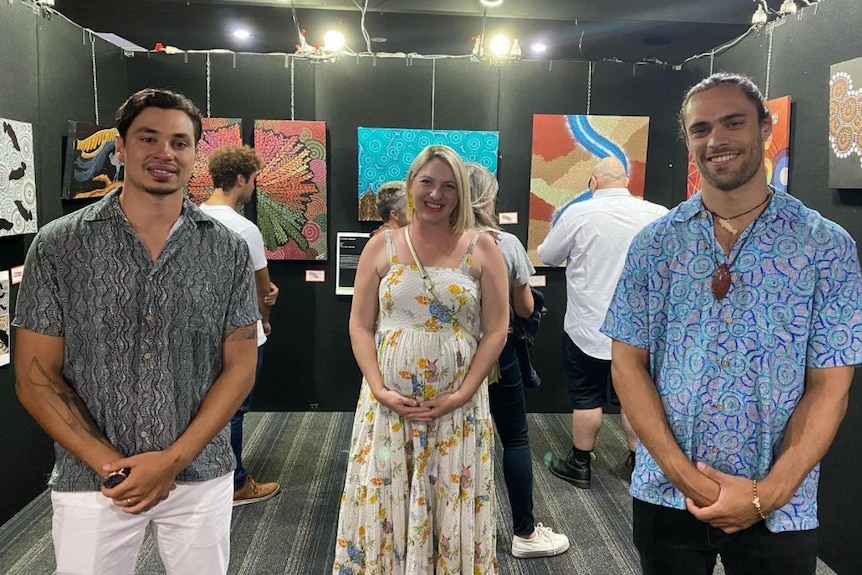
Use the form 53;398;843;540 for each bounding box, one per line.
357;127;499;221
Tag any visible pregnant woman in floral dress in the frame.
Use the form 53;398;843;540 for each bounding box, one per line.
333;145;509;574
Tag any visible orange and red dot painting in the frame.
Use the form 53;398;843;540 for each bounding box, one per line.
830;56;862;189
528;114;650;267
254;120;328;261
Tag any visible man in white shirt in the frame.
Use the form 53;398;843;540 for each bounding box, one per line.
201;145;281;505
538;157;668;489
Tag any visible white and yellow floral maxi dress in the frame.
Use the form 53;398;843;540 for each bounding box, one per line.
333;231;497;575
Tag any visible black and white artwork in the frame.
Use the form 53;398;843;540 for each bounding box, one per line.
0;118;37;236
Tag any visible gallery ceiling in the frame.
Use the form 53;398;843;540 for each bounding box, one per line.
49;0;794;64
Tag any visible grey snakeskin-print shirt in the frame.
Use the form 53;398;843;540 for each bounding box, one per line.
13;188;260;491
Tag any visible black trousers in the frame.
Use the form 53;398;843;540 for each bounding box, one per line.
633;498;817;575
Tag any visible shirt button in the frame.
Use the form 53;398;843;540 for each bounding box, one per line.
144;352;152;360
142;392;150;399
716;404;724;412
720;360;729;367
140;431;148;438
145;313;153;322
701;212;708;219
725;316;733;324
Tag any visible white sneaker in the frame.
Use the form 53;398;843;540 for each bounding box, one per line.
511;523;571;558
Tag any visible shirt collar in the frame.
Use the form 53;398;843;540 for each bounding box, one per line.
84;187;211;225
672;186;788;225
591;187;633;199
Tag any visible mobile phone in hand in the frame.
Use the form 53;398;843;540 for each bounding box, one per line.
102;467;131;489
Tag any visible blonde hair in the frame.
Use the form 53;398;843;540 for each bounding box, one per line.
405;145;474;233
466;162;501;231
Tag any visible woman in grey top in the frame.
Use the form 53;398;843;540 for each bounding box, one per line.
467;162;571;559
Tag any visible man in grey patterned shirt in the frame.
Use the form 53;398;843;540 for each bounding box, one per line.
13;88;259;574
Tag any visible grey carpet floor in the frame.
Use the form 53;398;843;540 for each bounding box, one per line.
0;412;837;574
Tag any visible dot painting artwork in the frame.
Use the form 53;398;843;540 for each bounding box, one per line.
528;114;649;267
187;118;243;205
357;127;499;221
829;57;862;188
253;120;327;261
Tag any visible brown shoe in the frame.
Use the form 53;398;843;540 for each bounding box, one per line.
233;476;281;507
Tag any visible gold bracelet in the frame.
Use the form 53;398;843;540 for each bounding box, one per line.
751;479;768;520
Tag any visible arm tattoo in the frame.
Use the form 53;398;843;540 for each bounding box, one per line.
27;357;113;448
224;324;257;342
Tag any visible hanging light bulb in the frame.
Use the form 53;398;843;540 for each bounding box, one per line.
779;0;798;15
323;30;345;52
751;3;768;25
488;34;511;57
531;42;548;55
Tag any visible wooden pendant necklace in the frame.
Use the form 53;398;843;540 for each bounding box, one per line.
710;191;773;300
704;191;773;236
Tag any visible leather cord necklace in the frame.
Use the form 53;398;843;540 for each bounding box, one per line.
704;191;772;236
710;191;773;300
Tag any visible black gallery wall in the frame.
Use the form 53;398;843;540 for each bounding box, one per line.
121;53;692;415
0;1;860;572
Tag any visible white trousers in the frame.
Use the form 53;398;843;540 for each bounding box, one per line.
51;472;233;575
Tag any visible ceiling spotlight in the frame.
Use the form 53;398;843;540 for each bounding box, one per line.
531;42;548;55
751;4;768;25
233;29;251;40
479;0;504;6
323;30;346;52
779;0;798;14
488;34;511;57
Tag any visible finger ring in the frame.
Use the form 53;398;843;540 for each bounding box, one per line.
126;498;132;505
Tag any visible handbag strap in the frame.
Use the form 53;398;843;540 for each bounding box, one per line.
404;226;478;342
404;225;435;294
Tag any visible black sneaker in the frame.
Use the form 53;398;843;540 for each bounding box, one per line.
548;448;591;489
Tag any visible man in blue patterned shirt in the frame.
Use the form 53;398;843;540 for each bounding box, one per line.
602;73;862;574
13;89;259;574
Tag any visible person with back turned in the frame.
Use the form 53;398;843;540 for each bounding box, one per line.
371;180;411;236
468;162;570;559
538;156;667;490
202;144;281;507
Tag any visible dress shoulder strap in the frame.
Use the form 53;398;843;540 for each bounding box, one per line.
384;229;399;264
458;231;481;273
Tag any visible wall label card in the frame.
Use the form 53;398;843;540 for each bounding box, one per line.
336;232;370;296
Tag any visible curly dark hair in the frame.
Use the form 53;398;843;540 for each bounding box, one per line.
207;146;262;190
115;88;202;143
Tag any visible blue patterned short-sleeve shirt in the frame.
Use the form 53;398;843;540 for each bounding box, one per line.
601;189;862;532
13;189;260;492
